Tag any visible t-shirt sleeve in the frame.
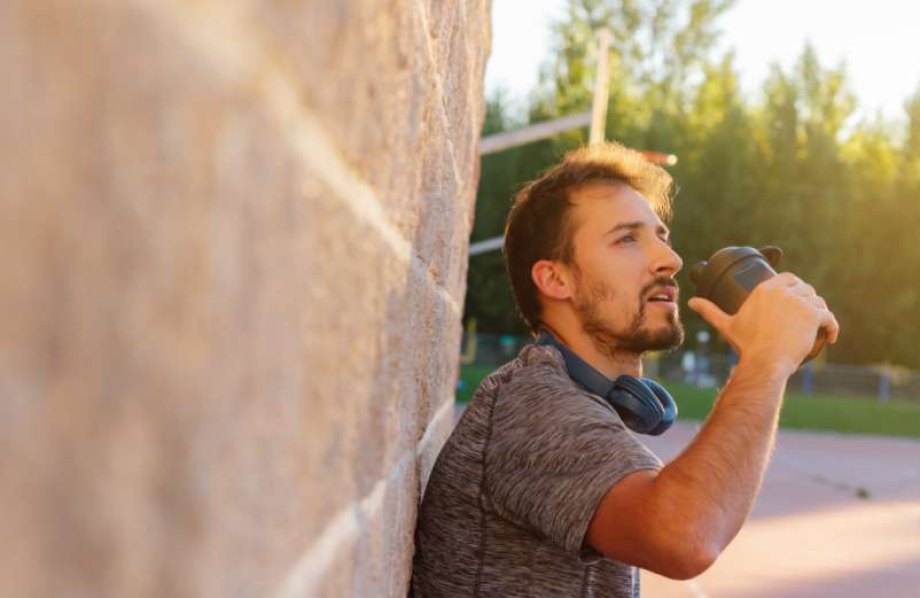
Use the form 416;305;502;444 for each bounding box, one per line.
483;362;663;560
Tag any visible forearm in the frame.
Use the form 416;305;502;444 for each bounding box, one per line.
653;355;792;555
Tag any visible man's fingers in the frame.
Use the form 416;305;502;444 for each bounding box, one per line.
687;297;731;336
774;273;821;301
805;295;828;310
771;272;815;297
820;308;840;344
773;272;801;287
792;282;817;298
805;295;838;344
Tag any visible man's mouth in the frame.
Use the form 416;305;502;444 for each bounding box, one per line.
646;286;678;304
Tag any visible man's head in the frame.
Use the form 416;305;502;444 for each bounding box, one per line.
503;142;685;357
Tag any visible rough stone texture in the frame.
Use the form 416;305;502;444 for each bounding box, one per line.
0;1;490;596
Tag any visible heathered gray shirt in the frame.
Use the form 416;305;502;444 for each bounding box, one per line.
412;343;664;597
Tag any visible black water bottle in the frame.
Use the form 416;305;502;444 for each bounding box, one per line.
689;246;826;364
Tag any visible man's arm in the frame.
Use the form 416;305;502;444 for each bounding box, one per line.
586;273;840;580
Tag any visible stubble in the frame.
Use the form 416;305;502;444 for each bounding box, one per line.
573;272;685;359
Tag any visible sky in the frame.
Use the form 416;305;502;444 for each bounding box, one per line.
486;0;920;122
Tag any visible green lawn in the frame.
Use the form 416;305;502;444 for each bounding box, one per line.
457;365;920;439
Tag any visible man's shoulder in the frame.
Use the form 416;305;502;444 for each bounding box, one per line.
454;343;588;443
468;344;615;431
475;343;573;399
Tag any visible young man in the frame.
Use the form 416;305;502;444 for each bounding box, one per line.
411;142;839;597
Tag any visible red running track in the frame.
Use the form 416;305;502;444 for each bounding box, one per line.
641;421;920;598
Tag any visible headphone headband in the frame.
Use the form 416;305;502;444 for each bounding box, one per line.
536;331;614;398
535;330;676;435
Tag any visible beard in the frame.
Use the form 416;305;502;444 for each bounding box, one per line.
573;273;685;357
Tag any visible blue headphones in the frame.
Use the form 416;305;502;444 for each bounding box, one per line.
536;331;677;436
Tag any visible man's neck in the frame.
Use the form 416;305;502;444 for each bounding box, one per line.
541;323;643;380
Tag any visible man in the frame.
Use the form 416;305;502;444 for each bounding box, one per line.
411;142;839;597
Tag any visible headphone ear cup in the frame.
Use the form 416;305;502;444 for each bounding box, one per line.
641;377;677;435
608;376;667;435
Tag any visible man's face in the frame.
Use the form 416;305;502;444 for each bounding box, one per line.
566;182;685;355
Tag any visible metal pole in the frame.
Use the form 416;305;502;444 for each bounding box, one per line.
468;236;505;256
479;111;592;155
589;28;611;145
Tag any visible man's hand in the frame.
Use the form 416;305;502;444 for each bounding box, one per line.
687;272;840;375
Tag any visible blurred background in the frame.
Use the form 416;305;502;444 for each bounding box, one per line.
462;0;920;430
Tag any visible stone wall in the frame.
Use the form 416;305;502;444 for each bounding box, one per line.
0;1;490;596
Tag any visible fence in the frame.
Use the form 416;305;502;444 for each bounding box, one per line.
460;333;920;404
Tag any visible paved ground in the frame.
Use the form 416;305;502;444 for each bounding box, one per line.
640;421;920;597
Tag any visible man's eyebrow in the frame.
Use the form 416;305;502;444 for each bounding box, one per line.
605;221;671;237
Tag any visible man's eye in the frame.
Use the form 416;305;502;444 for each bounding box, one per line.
617;234;637;244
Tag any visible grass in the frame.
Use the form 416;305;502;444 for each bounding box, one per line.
456;364;499;402
457;365;920;439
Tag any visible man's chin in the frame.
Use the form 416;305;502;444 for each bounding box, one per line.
579;302;685;355
625;323;685;352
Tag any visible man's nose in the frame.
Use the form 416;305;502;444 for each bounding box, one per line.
653;240;683;275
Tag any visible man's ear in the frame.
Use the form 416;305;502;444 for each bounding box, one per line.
532;259;573;301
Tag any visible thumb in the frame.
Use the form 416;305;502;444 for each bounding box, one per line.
687;297;731;334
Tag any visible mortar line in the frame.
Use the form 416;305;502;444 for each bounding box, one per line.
271;396;455;597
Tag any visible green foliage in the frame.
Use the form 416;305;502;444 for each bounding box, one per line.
467;94;564;334
669;383;920;439
466;0;920;369
456;367;920;439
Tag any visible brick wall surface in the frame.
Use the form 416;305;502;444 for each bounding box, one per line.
0;1;490;596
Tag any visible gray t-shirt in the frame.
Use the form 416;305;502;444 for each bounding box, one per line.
412;343;664;597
